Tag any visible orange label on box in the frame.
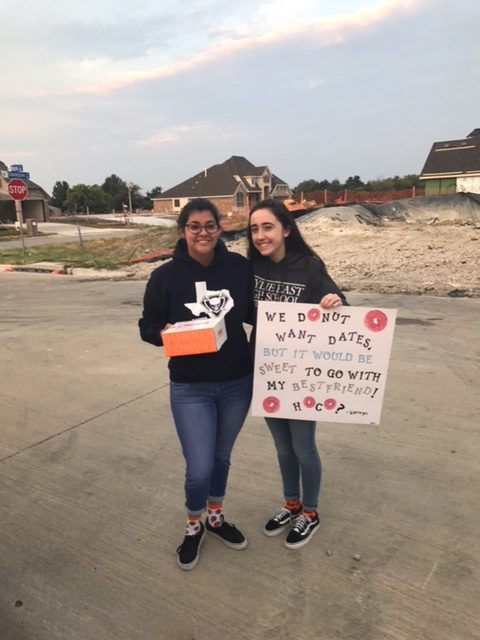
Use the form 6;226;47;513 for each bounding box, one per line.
162;317;227;357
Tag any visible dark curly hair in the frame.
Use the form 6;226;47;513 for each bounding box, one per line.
177;198;221;229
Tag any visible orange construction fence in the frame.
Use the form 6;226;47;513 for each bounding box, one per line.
300;187;425;206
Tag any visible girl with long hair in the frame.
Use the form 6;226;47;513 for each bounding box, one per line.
248;198;347;548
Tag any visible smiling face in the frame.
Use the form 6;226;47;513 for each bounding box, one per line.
249;208;290;262
181;210;221;266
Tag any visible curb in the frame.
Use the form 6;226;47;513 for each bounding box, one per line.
1;264;131;279
1;263;67;275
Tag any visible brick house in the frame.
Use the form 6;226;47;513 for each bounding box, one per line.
152;155;292;215
420;129;480;195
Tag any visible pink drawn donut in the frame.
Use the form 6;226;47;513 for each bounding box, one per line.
364;310;388;332
307;308;321;322
263;396;280;414
303;396;315;408
323;398;337;411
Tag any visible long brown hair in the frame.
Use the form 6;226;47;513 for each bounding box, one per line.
247;198;328;274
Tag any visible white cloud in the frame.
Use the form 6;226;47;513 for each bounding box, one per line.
136;124;210;148
2;0;478;194
292;78;330;90
2;0;432;97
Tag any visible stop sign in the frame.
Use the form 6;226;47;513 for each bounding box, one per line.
8;179;28;201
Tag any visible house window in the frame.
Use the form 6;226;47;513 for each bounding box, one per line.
236;192;244;207
174;199;180;207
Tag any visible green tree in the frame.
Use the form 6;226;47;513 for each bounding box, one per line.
345;175;364;190
101;175;151;211
366;174;420;191
293;179;324;195
293;173;421;195
50;180;69;210
317;179;331;190
89;185;112;212
144;185;163;209
63;184;111;213
101;174;128;211
396;174;421;189
128;183;148;211
147;186;163;199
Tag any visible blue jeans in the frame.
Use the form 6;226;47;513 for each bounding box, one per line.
170;374;253;515
265;418;321;512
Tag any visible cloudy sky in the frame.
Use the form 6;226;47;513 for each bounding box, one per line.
1;0;478;195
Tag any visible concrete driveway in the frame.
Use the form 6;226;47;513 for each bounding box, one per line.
0;272;479;640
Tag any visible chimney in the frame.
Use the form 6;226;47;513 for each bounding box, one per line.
204;167;207;177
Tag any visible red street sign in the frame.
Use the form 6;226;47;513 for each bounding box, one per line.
7;178;28;201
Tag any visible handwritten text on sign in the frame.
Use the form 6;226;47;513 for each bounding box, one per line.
252;302;397;425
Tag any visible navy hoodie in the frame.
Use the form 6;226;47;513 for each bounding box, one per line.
139;238;254;383
252;251;348;306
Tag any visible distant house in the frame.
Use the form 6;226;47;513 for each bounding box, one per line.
0;160;50;223
420;129;480;195
152;155;292;215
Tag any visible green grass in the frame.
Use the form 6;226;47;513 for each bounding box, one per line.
0;227;178;269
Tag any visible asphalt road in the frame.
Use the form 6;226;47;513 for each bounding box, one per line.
1;272;479;640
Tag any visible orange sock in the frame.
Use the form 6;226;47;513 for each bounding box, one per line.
285;499;301;511
304;509;317;519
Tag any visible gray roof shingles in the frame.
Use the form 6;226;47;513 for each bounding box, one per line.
421;131;480;176
159;155;288;198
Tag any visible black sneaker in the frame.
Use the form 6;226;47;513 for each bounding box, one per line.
206;516;247;549
284;512;320;549
264;504;303;537
176;522;205;570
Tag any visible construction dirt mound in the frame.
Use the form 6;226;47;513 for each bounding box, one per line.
125;212;480;298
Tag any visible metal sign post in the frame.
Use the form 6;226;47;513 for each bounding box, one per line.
8;175;29;257
15;201;26;256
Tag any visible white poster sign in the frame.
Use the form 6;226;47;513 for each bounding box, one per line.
252;302;397;425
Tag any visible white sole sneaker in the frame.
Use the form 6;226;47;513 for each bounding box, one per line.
176;528;205;570
206;521;248;549
263;523;292;537
284;519;320;549
207;529;248;549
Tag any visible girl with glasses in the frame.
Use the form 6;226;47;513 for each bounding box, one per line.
139;198;254;570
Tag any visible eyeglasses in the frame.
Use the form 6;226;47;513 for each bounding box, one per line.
184;222;219;234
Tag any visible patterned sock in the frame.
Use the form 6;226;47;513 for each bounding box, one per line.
285;499;302;512
304;509;318;520
207;501;224;528
185;514;202;536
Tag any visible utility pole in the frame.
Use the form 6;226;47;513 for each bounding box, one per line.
127;183;134;223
